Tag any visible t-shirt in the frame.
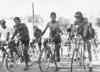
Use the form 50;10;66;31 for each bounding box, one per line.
14;23;30;40
0;26;13;41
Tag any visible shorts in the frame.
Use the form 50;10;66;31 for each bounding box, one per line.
52;35;61;45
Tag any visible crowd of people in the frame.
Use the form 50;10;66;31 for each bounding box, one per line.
0;11;97;72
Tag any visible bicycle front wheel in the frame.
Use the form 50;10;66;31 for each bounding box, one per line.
39;48;51;72
0;50;5;68
6;52;18;72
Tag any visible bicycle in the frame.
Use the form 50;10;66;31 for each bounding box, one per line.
38;38;58;72
0;40;17;72
29;39;40;58
70;35;89;72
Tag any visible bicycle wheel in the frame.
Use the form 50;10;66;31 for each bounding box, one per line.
70;46;83;72
39;48;51;72
6;52;18;72
0;50;5;68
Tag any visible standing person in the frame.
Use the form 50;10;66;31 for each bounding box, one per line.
33;25;42;52
0;19;12;41
42;12;61;62
73;11;93;72
11;17;30;70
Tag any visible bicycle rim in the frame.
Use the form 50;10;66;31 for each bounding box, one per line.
6;52;17;72
39;48;51;72
0;50;6;68
70;48;82;72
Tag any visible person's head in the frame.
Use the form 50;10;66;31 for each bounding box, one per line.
33;24;38;31
14;17;21;25
0;19;6;28
75;11;83;20
50;12;56;22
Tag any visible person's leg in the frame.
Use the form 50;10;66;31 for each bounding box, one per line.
86;40;93;72
55;44;60;62
23;46;29;68
22;40;29;70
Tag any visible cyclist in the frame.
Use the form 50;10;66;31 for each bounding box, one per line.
42;12;62;62
33;25;42;52
73;11;93;72
11;17;30;70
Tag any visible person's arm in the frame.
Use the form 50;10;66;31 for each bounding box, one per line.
6;32;10;41
11;27;17;39
83;18;89;37
42;23;49;36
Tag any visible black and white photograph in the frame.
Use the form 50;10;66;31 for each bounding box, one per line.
0;0;100;72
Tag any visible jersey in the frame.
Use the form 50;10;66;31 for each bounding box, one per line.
13;23;30;40
0;26;13;41
74;17;88;36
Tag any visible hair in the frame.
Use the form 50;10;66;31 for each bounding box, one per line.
50;12;56;16
14;17;21;22
75;11;83;17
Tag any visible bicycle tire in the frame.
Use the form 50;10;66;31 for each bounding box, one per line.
0;52;5;68
6;52;17;72
70;43;84;72
39;48;51;72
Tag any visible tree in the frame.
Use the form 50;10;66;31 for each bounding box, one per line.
27;15;43;24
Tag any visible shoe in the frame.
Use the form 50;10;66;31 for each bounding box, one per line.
89;67;93;72
55;67;59;71
56;58;60;62
24;66;29;70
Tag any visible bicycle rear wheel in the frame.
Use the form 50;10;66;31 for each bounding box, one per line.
39;48;51;72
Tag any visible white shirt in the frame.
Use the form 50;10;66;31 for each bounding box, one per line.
0;26;13;41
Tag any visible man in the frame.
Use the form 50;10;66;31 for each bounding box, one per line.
42;12;61;62
0;19;12;41
73;11;93;72
33;25;42;52
11;17;30;70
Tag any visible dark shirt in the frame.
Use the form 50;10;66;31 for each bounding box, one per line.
13;23;30;40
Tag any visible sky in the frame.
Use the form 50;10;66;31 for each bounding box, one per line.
1;0;100;39
0;0;100;22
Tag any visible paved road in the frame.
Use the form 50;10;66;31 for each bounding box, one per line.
0;45;100;72
0;55;100;72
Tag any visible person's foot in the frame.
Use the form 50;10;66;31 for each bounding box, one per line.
67;54;70;57
24;66;29;70
89;67;93;72
84;56;87;59
55;67;59;71
56;58;60;62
